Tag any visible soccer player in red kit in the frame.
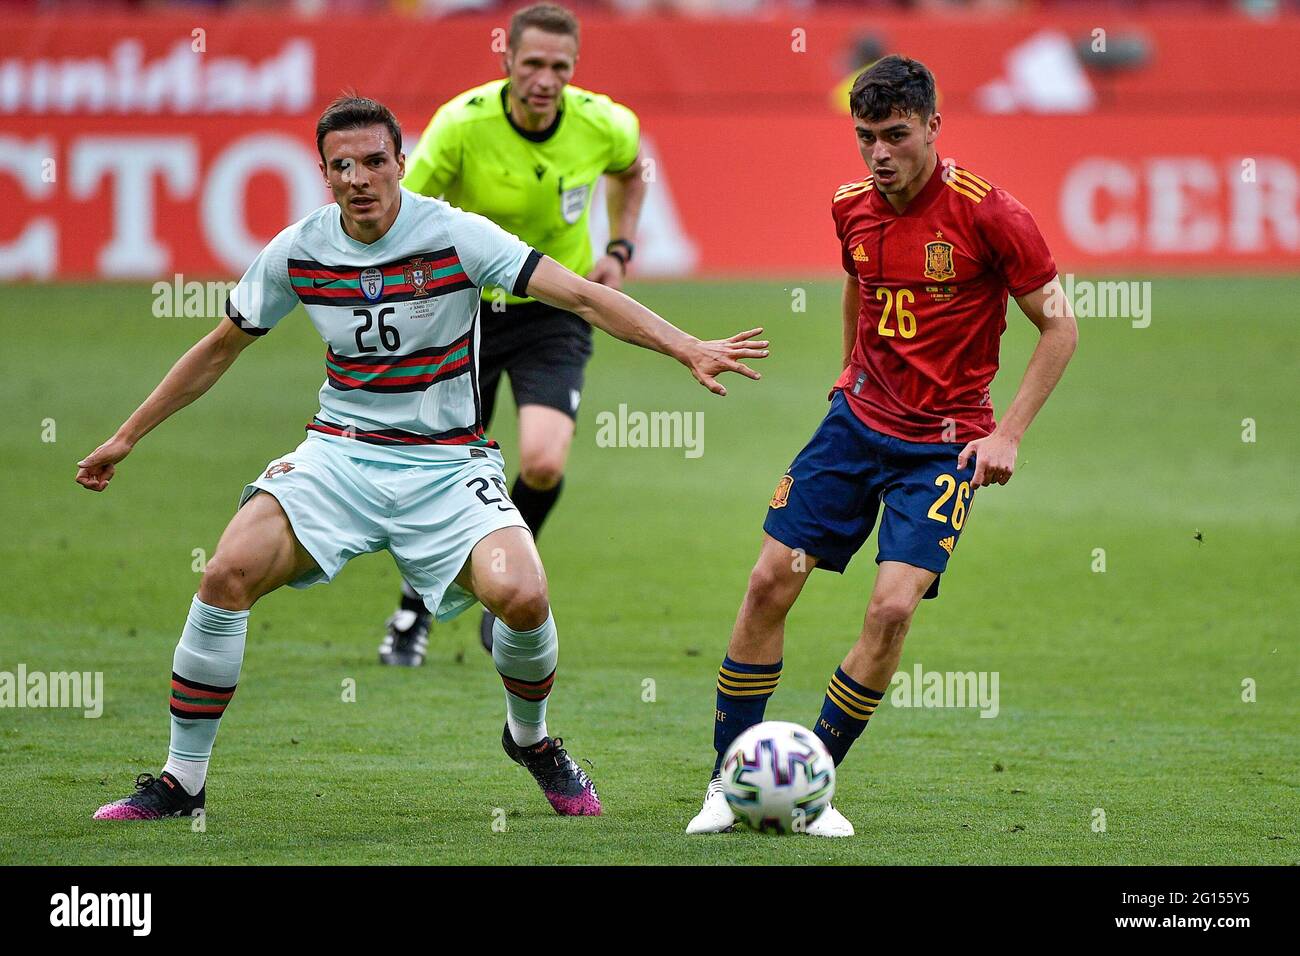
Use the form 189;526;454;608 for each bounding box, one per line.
687;55;1078;836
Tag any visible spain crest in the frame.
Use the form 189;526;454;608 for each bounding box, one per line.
923;241;956;282
770;474;794;509
403;258;430;297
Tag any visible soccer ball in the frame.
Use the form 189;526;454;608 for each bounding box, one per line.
720;720;835;833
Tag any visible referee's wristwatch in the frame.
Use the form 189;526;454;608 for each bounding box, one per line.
605;239;635;272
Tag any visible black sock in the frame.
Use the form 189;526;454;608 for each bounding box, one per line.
511;476;564;537
400;579;425;615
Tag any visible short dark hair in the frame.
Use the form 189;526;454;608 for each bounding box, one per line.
315;95;402;162
508;3;580;50
849;55;936;123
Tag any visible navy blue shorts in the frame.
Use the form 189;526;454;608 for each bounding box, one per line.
763;392;978;592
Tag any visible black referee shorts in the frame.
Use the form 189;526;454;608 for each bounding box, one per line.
476;299;594;428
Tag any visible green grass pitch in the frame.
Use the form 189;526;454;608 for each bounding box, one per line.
0;277;1296;865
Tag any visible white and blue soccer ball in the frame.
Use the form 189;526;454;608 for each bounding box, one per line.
720;720;835;833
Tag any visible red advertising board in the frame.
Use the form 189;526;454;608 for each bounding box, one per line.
2;11;1297;279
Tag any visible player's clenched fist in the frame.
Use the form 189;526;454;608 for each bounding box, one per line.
682;327;769;397
76;437;133;492
957;431;1017;488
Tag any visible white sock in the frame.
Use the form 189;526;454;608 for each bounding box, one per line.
493;612;558;745
168;595;245;795
509;716;548;748
162;755;208;796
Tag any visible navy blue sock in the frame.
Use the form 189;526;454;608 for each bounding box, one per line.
712;656;782;773
813;667;884;766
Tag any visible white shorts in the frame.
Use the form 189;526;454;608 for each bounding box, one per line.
240;435;529;621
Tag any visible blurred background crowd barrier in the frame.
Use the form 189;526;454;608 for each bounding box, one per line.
2;4;1297;279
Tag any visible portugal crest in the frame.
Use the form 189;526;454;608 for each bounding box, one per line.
403;258;430;297
359;267;384;303
923;241;956;282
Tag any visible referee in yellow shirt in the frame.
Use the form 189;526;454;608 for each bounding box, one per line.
379;3;647;664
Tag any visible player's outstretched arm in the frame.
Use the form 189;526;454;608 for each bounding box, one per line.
957;276;1078;488
75;318;260;492
524;254;768;396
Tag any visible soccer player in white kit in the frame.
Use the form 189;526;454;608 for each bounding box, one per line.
77;96;768;821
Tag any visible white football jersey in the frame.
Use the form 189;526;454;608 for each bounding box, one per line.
225;188;541;462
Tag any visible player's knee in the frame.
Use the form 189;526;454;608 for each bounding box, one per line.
198;557;258;611
493;579;551;631
866;593;915;632
745;563;798;617
518;456;564;491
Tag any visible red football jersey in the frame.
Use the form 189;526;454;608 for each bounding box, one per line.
831;159;1056;443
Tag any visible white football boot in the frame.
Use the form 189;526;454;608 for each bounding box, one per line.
804;804;854;838
685;775;736;834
